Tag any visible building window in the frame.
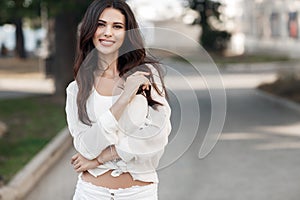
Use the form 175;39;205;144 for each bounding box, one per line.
288;12;298;39
270;12;280;38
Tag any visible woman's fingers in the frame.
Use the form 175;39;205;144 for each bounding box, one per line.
142;84;150;91
75;163;87;172
75;168;82;173
75;166;83;172
71;153;78;164
74;162;81;170
71;153;89;172
132;74;151;87
71;153;78;159
120;70;152;102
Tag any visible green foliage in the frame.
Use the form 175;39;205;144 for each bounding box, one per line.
201;27;231;51
0;0;92;24
0;96;66;183
212;54;290;64
0;0;40;23
44;0;92;18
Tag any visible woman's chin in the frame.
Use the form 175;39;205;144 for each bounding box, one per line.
95;47;118;56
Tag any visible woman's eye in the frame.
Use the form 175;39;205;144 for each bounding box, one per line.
114;25;123;29
98;23;105;27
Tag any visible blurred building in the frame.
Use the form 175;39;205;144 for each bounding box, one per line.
211;0;300;58
242;0;300;58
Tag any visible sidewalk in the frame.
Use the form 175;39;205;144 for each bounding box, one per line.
0;57;54;99
24;146;77;200
20;59;300;200
0;75;54;99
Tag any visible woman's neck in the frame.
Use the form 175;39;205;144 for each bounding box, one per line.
98;52;119;78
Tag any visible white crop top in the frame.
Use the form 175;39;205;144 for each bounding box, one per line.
65;67;171;183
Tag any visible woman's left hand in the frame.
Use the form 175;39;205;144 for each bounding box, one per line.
122;71;150;103
71;153;99;173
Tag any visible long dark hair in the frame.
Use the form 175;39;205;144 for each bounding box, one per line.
74;0;167;126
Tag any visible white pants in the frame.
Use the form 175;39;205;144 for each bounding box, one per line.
73;174;158;200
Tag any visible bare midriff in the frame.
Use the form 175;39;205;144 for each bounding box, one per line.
82;170;153;189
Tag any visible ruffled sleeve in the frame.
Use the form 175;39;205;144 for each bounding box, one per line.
65;81;120;160
115;65;172;162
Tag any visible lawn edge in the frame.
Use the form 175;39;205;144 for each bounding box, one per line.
255;89;300;113
0;127;72;200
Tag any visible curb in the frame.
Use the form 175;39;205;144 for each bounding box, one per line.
221;60;300;73
0;127;72;200
255;89;300;113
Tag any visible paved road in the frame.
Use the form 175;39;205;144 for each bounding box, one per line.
23;58;300;200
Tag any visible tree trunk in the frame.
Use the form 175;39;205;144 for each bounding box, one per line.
14;17;26;59
53;13;78;97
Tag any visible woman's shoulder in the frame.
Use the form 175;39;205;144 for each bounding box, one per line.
66;80;79;95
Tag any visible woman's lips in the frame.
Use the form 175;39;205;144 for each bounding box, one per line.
99;39;115;46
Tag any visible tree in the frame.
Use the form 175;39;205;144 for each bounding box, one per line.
0;0;40;58
43;0;91;97
189;0;231;52
0;0;91;96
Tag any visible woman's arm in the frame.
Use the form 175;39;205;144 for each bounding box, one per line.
71;145;121;173
71;153;100;173
70;70;171;169
66;70;150;161
66;71;150;162
115;96;171;162
66;82;120;160
112;65;171;163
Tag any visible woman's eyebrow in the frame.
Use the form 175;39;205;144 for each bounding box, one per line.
114;22;125;25
98;19;124;25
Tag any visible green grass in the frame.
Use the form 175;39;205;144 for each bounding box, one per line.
168;52;291;65
0;95;66;184
211;54;290;65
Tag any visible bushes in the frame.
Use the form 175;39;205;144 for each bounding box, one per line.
201;27;231;52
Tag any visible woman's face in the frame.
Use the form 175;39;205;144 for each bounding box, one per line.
93;8;126;56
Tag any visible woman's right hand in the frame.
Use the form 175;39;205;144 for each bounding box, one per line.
71;153;100;173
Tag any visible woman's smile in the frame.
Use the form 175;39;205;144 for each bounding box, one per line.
99;38;116;47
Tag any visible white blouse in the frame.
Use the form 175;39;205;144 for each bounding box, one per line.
65;67;171;183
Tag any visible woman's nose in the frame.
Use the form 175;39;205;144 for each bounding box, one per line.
104;26;112;37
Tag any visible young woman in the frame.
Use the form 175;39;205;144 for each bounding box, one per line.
65;0;172;199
